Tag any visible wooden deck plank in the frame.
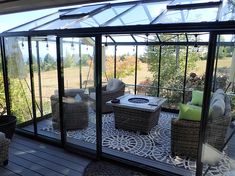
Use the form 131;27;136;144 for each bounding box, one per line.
4;161;42;176
14;135;90;166
8;150;64;176
11;142;85;173
10;147;82;176
1;135;91;176
0;167;20;176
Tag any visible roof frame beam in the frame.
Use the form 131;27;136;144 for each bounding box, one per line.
167;1;222;10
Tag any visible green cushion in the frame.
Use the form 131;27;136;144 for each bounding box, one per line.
191;90;204;106
179;103;202;121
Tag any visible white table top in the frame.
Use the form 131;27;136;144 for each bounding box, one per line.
106;94;167;112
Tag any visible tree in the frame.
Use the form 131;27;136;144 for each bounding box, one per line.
143;34;202;108
105;54;138;79
42;54;56;71
64;53;77;68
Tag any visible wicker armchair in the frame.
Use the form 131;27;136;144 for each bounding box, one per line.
89;79;125;113
0;133;10;166
102;79;125;113
171;92;231;159
51;89;89;130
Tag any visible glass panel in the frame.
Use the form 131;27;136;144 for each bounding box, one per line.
5;37;33;128
101;33;210;176
102;35;113;45
111;35;135;43
65;4;106;16
10;12;62;32
171;0;221;5
156;8;218;23
0;45;6;116
219;0;235;21
83;4;133;26
30;36;61;140
159;33;187;42
159;44;186;109
35;19;76;30
137;45;158;95
108;2;168;26
202;34;235;176
103;45;115;81
144;1;170;21
61;37;96;150
114;45;136;93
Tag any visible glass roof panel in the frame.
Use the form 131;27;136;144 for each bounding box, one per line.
155;7;218;23
64;4;106;16
133;34;149;42
92;5;133;26
74;18;98;28
9;12;63;32
219;0;235;21
78;4;133;27
110;35;135;42
102;35;114;44
35;19;76;30
133;34;159;42
171;0;221;5
107;2;168;26
145;1;170;21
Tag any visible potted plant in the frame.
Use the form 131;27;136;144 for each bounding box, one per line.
0;106;17;139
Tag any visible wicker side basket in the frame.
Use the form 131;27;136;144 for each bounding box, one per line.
0;138;10;166
0;115;17;139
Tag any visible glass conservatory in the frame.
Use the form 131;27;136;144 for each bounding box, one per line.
0;0;235;175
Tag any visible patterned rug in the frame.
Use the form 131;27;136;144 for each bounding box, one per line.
42;112;232;176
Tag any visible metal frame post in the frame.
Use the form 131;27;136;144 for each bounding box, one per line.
157;45;162;97
56;36;66;146
28;36;38;135
95;35;102;159
196;32;217;176
212;35;220;92
183;44;189;103
79;41;82;89
36;41;44;118
134;45;138;94
0;37;10;114
114;45;117;78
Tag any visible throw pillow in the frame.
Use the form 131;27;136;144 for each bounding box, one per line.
191;90;204;106
106;78;122;91
210;98;225;118
179;103;202;121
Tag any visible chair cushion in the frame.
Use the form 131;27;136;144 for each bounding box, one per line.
179;103;202;121
106;78;123;91
210;89;225;118
191;90;204;106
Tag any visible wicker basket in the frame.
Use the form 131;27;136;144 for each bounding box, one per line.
0;115;17;139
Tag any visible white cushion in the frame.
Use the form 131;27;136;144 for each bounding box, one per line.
210;89;225;118
74;94;81;102
106;79;122;91
89;92;96;100
201;143;223;165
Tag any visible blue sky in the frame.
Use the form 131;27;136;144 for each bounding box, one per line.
0;8;59;32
